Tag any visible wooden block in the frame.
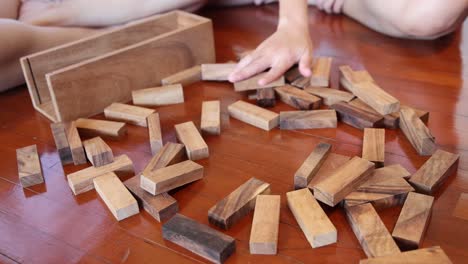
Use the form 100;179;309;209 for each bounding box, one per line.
345;203;400;258
16;145;44;188
147;112;163;155
304;87;355;106
279;110;337;130
362;128;385;167
400;107;436;156
201;63;237;81
392;192;434;250
330;101;384;130
64;121;87;165
161;65;201;86
359;246;452;264
104;103;155;127
256;88;276;108
275;85;321;110
75;118;127;139
291;76;311;89
287;188;337;248
453;193;468;221
374;164;411;179
83;137;114;167
313;156;374;206
308;153;351;191
201;100;221;135
234;73;285;92
50;122;73;165
67;154;134;195
93;172;139;221
348;98;396;129
174;121;209;160
409;149;459;194
294;142;332;189
208;177;270;230
140;160;203;195
247;93;258;101
228;100;279;131
142;142;186;176
124;175;178;222
163;214;236;264
285;66;302;83
132;84;184;107
310;57;332;87
249;195;280;255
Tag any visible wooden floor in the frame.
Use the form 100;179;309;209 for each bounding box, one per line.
1;5;467;264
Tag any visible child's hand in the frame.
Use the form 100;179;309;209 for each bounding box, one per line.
315;0;345;14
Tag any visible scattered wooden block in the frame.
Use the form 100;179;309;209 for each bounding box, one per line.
83;137;114;167
409;149;459;194
339;66;373;91
359;246;452;264
373;164;411;179
175;121;209;160
400;107;436;156
453;193;468;221
294;142;332;189
201;100;221;135
140;160;203;195
65;121;87;165
279;110;337;130
67;154;134;195
163;214;236;264
161;65;201;86
330;101;384;130
310;57;332;87
147;112;163;155
348;99;397;129
287;188;337;248
142;142;186;176
228;100;279;131
275;85;321;110
308;153;351;192
313;156;374;206
234;73;285;92
93;172;139;221
75;118;127;139
362;128;385;168
256;88;276;108
201;63;237;81
124;175;178;222
208;177;270;230
291;76;311;89
104;103;154;127
285;66;302;83
304;87;355;106
249;195;280;255
50;122;73;165
345;203;400;258
132;84;184;106
16;145;44;188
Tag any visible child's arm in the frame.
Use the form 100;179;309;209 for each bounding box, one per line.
229;0;313;85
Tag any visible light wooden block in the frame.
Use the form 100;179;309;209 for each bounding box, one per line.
67;154;134;195
161;65;201;86
256;88;276;108
310;57;332;87
64;121;87;165
104;103;155;127
291;76;311;89
373;164;411;179
304;87;355;106
16;145;44;188
275;85;321;110
331;101;384;130
142;142;186;176
279;110;337;130
228;100;279;131
50;122;73;165
147;112;163;155
132;84;184;107
294;142;332;189
308;153;351;192
208;177;270;230
93;172;139;221
75;118;127;139
287;188;337;248
400;107;436;156
174;121;209;160
201;100;221;135
234;73;285;92
83;137;114;167
249;195;280;255
362;128;385;167
201;63;237;81
359;246;452;264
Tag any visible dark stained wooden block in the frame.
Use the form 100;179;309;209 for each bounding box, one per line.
50;122;73;165
331;101;384;130
256;88;276;108
275;85;321;110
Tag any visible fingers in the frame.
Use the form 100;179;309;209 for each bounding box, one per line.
229;55;270;83
323;0;334;14
259;63;292;86
299;52;313;77
333;0;345;14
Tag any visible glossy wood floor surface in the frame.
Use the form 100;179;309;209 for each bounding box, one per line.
1;5;467;264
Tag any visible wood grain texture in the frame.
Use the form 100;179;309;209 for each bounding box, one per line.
313;156;375;206
294;142;332;189
349;99;397;129
161;65;201;86
279;110;337;130
201;100;221;135
208;177;270;230
308;153;351;192
399;107;436;156
83;137;114;167
310;57;332;87
249;195;280;255
93;172;139;221
175;121;209;160
275;85;321;110
140;160;203;195
16;145;43;188
345;203;400;258
362;128;385;167
287;188;337;248
453;193;468;221
75;118;127;139
359;246;452;264
409;149;459;194
392;192;434;250
291;76;311;89
64;121;87;165
228;100;279;131
304;87;355;106
147;112;163;155
234;73;285;92
67;154;134;195
142;142;186;176
331;101;384;130
201;63;237;81
163;214;236;264
373;164;411;179
104;103;155;127
284;66;302;83
256;88;276;108
50;122;73;165
132;84;184;107
124;175;178;222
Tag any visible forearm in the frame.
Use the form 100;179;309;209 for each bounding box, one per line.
278;0;309;31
